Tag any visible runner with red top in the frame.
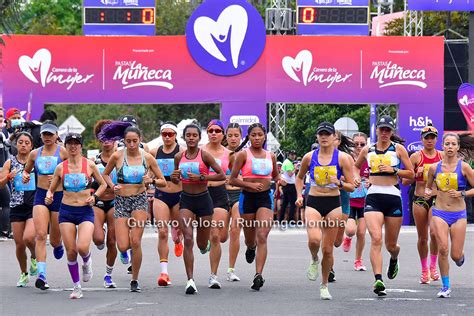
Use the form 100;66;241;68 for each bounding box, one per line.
170;123;225;295
150;121;183;287
229;123;279;292
402;124;442;284
204;119;232;289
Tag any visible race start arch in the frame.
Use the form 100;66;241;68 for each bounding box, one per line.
1;35;444;222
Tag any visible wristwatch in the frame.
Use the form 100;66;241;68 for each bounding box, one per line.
338;180;343;188
393;167;399;175
461;191;466;198
200;174;206;181
93;194;99;202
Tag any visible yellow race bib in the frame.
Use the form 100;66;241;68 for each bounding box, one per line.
422;164;432;182
436;172;458;192
314;166;337;186
369;154;391;173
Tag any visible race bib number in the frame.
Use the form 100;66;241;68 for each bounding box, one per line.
13;173;36;191
251;158;272;176
313;166;337;186
98;166;117;184
209;158;222;173
36;156;58;175
157;158;174;177
64;174;87;192
350;179;367;198
436;172;458;192
423;164;432;182
369;154;391;173
179;162;200;179
123;166;145;184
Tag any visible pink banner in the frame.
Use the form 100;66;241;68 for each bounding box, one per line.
457;83;474;130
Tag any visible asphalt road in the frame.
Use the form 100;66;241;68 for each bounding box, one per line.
1;226;473;315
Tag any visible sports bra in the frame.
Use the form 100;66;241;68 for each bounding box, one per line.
179;149;209;184
34;145;62;175
116;149;147;184
434;160;467;192
367;142;400;176
207;146;230;176
62;157;92;192
156;144;180;181
92;153;117;189
415;150;443;182
309;148;342;188
241;148;273;179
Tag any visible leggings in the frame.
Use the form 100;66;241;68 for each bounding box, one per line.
279;184;297;223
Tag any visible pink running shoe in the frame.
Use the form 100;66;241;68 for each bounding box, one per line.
342;236;352;252
420;270;430;284
354;259;367;271
430;266;440;281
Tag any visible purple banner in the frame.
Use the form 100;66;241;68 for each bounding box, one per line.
408;0;474;11
457;83;474;130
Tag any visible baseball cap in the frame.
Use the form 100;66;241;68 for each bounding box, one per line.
421;125;438;138
64;133;83;145
6;108;21;120
120;115;138;126
316;122;335;135
40;123;58;134
377;115;396;130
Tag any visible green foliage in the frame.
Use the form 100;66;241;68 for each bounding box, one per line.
156;0;195;35
45;103;219;150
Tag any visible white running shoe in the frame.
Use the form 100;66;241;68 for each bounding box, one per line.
320;284;332;300
226;269;241;282
185;279;198;294
70;285;83;299
82;260;93;283
437;286;451;298
307;260;319;281
208;274;221;289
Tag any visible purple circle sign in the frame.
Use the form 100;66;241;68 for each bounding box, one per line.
185;0;266;76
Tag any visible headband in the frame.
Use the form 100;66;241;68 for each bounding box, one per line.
160;123;178;134
207;119;225;131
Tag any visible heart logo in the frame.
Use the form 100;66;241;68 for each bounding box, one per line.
459;94;469;106
282;50;313;86
194;5;248;69
18;48;51;87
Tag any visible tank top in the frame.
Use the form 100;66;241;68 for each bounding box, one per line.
241;148;273;179
34;145;62;175
179;149;209;184
415;150;443;182
117;149;147;184
367;142;400;176
156;144;180;181
207;146;230;176
62;158;92;192
10;155;36;208
92;153;117;190
434;160;467;192
309;149;342;188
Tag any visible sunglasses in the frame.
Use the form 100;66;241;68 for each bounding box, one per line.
354;142;366;147
161;132;176;138
207;128;223;134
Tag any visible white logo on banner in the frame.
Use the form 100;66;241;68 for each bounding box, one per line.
282;50;352;88
458;94;473;106
113;61;174;90
407;141;424;152
194;5;248;69
370;61;427;89
18;48;94;90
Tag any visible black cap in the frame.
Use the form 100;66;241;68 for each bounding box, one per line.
288;150;297;155
316;122;335;135
64;133;83;145
120;115;137;126
377;115;396;130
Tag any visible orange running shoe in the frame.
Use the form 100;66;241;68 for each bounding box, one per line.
430;266;440;281
420;269;430;284
158;273;171;286
175;241;184;257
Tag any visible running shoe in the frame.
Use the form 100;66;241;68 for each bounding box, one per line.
354;259;367;271
251;273;265;291
70;285;83;299
158;273;172;287
373;280;387;296
226;269;241;282
103;275;116;288
307;260;319;281
245;246;256;264
430;266;440;281
342;236;352;253
455;254;465;267
130;280;141;293
120;251;130;265
29;258;38;276
208;274;221;289
16;273;29;287
185;279;198;294
328;269;336;282
437;286;451;298
320;284;332;300
96;243;105;250
200;240;211;254
53;245;64;260
127;265;132;274
387;258;399;280
35;274;50;291
420;269;430;284
174;241;183;257
82;260;93;282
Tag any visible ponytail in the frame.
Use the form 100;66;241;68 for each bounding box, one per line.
390;134;405;145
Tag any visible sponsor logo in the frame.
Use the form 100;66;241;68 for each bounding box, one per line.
113;61;173;90
185;0;266;76
370;61;427;89
409;116;432;131
282;50;352;88
18;48;94;90
407;141;424;152
458;94;474;106
230;115;259;125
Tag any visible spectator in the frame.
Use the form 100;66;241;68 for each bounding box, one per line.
279;150;298;225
